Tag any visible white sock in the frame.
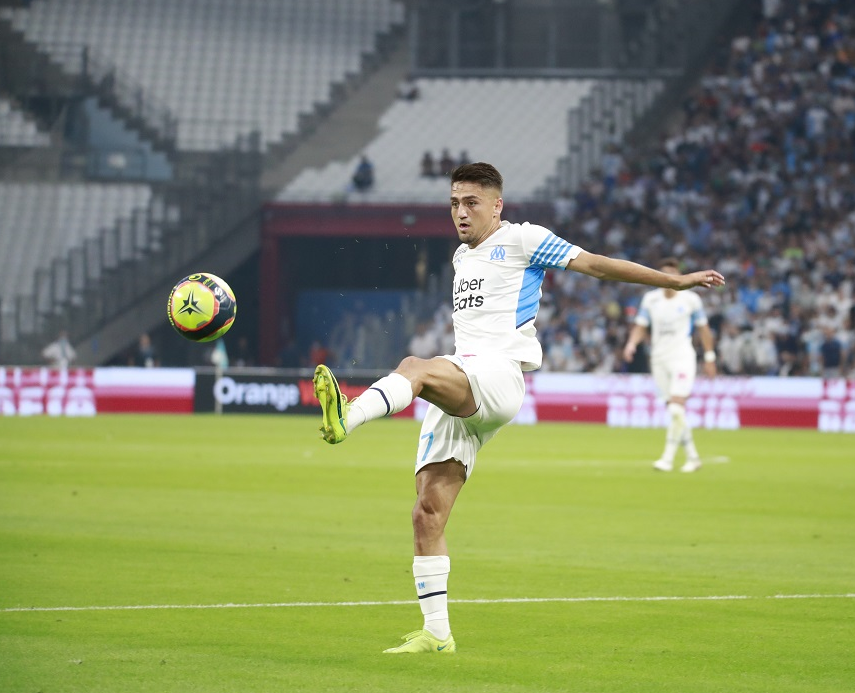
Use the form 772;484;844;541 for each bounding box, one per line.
413;555;451;640
681;425;699;460
347;373;414;431
662;402;685;462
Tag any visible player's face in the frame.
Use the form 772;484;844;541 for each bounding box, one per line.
450;181;503;247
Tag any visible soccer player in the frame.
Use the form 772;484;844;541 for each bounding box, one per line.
313;163;725;654
622;257;718;473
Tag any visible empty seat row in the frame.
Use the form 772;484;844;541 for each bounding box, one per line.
278;77;663;204
1;0;405;151
0;98;50;147
0;183;152;317
279;78;597;203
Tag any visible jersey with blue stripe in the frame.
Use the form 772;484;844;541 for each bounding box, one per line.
450;220;582;371
634;288;708;362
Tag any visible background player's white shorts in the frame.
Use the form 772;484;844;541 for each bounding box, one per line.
415;354;525;479
651;354;697;400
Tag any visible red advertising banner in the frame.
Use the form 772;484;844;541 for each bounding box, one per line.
1;367;852;433
527;373;855;433
0;367;195;416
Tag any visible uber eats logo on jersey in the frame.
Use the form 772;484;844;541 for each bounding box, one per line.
453;276;485;312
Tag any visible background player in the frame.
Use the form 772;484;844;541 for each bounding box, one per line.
313;163;725;654
623;257;717;472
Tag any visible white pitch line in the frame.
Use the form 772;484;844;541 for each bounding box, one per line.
2;593;854;614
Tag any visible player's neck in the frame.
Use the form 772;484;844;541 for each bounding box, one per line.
663;288;677;298
468;219;502;249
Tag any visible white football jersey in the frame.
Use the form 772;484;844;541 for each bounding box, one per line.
635;288;708;362
451;220;582;371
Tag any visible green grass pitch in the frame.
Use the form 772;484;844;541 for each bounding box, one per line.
1;414;853;692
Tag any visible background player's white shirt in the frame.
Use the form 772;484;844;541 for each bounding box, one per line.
451;220;582;371
635;288;708;362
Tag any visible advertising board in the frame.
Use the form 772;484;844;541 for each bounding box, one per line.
1;366;852;433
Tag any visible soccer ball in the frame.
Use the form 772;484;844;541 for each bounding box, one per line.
167;272;236;342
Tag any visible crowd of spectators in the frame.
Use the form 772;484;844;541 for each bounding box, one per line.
414;0;855;379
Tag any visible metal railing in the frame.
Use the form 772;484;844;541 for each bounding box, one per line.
175;118;263;153
36;41;178;147
0;28;265;156
523;78;664;201
0;149;263;363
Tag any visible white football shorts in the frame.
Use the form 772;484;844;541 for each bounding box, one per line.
651;353;697;400
415;354;525;479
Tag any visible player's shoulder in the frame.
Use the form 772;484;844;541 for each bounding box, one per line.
640;287;664;303
681;289;704;306
519;220;551;233
494;221;554;257
500;220;554;238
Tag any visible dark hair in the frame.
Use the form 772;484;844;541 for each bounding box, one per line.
450;162;503;193
659;256;680;271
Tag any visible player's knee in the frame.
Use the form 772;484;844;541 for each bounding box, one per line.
667;401;686;424
395;356;426;383
412;497;446;537
397;355;423;371
395;355;439;394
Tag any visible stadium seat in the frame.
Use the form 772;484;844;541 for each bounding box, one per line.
277;77;662;203
0;183;153;331
0;98;50;147
1;0;405;151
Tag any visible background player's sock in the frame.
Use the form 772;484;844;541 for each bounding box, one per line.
681;426;699;460
413;555;451;640
661;402;686;462
347;373;413;430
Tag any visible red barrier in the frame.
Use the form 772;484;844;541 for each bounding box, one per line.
0;367;195;416
528;373;855;432
1;367;852;432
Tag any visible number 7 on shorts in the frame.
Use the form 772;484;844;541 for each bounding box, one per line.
419;432;434;462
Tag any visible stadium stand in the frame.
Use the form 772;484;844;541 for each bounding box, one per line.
0;183;153;341
0;0;406;364
1;0;851;378
278;78;663;203
530;0;855;377
0;0;405;151
0;97;49;147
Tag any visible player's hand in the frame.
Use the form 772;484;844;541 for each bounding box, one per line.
703;361;717;378
677;270;725;290
623;343;636;362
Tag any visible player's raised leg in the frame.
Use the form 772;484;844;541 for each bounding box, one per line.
312;364;414;443
312;357;475;444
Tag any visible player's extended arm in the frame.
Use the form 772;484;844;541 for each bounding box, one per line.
568;251;725;290
697;323;717;377
623;324;648;363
